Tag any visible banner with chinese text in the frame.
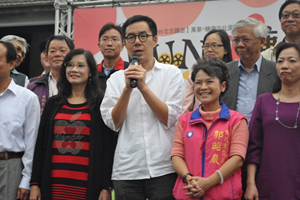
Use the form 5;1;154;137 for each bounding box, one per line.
74;0;281;79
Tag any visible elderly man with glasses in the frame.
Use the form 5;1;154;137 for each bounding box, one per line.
101;15;184;200
262;0;300;61
97;23;129;91
221;17;277;123
1;35;29;87
220;17;278;200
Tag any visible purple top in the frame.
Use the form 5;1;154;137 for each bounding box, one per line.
246;92;300;199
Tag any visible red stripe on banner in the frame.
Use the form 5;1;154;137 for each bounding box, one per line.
52;155;89;165
51;170;88;181
74;8;117;55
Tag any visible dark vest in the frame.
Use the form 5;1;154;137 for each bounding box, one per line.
10;71;27;87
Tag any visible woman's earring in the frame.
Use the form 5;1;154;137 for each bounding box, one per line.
89;76;92;87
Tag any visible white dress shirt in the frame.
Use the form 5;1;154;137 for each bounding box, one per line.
0;79;40;189
101;59;184;180
48;71;58;97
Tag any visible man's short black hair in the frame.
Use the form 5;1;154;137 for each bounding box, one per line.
98;23;123;42
122;15;157;39
46;35;75;54
279;0;300;20
0;41;17;63
39;39;48;53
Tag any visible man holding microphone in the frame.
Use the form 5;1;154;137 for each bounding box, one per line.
101;15;184;199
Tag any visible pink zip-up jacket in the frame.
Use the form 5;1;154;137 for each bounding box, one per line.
172;103;248;200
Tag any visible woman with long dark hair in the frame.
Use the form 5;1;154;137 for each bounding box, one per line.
29;49;115;200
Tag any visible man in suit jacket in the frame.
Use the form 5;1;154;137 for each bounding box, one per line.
221;17;277;124
221;17;278;200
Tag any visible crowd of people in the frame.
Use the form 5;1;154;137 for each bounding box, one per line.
0;1;300;200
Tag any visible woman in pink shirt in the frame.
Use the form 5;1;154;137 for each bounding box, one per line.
172;58;249;200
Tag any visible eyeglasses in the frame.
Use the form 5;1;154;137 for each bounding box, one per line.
202;44;224;50
100;38;121;44
281;12;300;19
125;33;152;43
15;45;25;58
64;62;87;68
232;38;259;45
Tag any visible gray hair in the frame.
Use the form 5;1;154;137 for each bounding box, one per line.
231;17;268;39
1;35;29;54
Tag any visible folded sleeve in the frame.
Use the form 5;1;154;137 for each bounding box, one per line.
100;73;123;132
171;120;185;159
229;118;249;160
165;67;185;129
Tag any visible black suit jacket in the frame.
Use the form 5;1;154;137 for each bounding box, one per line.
221;57;278;110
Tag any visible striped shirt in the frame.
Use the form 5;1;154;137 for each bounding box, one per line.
51;102;91;199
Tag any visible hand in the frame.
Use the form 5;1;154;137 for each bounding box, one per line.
17;188;30;200
29;185;41;200
186;176;212;193
124;64;146;90
98;189;111;200
183;178;205;198
244;183;259;200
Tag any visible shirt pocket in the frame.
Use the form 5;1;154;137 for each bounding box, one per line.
0;108;22;131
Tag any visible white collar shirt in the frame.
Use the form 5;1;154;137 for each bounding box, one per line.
41;70;46;76
0;79;40;189
48;71;58;97
101;59;184;180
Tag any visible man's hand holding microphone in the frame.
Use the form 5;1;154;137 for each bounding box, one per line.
124;54;147;91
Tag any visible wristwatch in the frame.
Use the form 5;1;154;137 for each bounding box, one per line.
103;186;113;193
182;173;193;184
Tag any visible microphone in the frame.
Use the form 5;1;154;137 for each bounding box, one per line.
130;54;140;88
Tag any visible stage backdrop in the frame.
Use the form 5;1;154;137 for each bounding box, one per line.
74;0;281;79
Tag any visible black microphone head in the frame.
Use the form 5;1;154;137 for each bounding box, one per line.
131;54;140;63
